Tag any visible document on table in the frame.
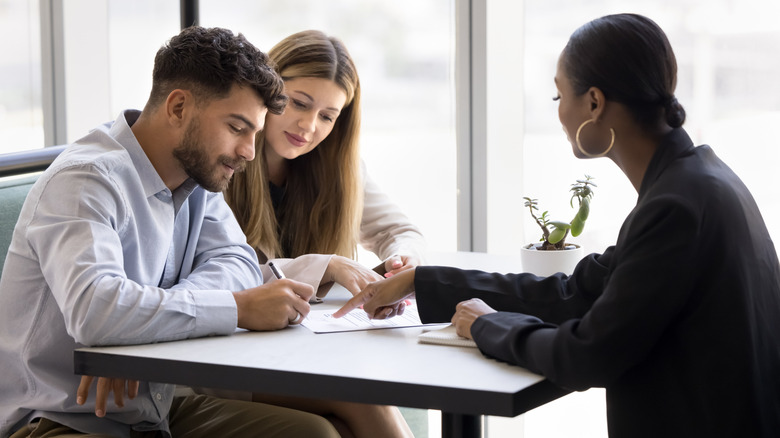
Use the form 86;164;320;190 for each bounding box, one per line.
302;300;443;334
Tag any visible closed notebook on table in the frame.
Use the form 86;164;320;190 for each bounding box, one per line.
417;324;477;348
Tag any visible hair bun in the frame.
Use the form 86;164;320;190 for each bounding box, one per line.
664;96;686;128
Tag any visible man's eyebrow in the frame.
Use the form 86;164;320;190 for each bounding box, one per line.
228;113;257;131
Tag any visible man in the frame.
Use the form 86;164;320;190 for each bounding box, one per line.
0;26;338;438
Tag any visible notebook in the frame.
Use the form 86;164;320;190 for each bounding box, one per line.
417;324;478;348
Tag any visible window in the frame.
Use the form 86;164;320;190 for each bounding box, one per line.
520;0;780;255
0;0;43;153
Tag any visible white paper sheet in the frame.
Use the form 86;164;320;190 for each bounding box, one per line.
301;301;443;333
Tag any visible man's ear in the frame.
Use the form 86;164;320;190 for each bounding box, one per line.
164;89;191;128
586;86;607;121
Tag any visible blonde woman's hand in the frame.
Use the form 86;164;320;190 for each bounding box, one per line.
382;254;421;278
325;255;383;296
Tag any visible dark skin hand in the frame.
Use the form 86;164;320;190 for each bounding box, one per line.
451;298;497;339
335;269;495;339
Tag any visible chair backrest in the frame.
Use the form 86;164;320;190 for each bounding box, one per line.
0;175;39;278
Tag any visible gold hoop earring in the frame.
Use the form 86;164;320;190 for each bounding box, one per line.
575;119;615;158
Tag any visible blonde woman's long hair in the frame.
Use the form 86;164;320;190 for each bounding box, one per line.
225;30;362;260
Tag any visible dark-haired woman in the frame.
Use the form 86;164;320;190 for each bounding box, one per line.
337;13;780;437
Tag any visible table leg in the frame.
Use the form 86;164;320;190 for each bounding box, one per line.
441;412;482;438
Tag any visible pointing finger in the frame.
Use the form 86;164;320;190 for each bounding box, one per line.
333;291;371;318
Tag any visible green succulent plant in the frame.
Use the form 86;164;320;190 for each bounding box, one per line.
523;175;596;250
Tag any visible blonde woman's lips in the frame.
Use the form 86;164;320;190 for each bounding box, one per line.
284;132;307;147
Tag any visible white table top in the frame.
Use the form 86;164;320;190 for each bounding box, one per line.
74;251;567;417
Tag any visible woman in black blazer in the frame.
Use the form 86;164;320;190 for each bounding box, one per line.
336;13;780;438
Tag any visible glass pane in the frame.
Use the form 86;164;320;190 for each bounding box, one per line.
106;0;180;116
0;0;43;154
199;0;458;257
51;1;178;145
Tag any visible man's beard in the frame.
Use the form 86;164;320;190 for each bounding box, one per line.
172;118;246;192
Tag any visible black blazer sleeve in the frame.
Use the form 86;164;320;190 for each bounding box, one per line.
414;247;611;325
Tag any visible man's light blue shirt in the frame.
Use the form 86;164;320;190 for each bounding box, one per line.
0;110;262;437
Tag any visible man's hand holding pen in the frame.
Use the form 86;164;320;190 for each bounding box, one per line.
233;262;312;331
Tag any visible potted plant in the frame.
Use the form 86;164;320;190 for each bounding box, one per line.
521;175;596;276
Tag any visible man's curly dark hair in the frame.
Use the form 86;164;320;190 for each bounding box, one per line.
147;26;287;114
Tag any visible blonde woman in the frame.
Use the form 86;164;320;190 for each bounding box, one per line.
221;30;422;438
225;30;424;300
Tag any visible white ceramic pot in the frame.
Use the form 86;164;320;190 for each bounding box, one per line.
520;242;584;276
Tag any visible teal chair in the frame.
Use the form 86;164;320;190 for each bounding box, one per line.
400;407;429;437
0;145;66;278
0;145;67;280
0;174;39;280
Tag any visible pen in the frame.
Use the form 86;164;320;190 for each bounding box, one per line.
269;262;309;322
268;261;286;279
269;261;323;303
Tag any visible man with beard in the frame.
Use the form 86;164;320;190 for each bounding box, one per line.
0;27;340;438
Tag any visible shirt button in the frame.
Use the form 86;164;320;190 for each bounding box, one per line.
155;393;162;401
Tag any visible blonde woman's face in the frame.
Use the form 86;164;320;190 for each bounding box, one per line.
263;77;348;163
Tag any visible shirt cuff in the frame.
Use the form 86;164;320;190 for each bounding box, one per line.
191;289;238;337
